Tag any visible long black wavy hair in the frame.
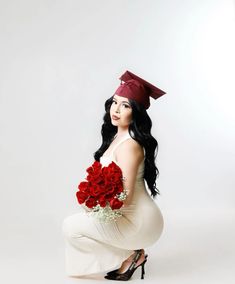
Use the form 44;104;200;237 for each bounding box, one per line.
93;95;160;198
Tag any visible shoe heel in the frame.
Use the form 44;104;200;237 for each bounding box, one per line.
140;259;147;279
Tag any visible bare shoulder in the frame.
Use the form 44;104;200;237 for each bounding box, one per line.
115;137;144;162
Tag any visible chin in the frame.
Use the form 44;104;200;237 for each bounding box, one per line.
111;120;119;126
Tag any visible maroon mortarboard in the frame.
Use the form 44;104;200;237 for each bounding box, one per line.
113;70;166;109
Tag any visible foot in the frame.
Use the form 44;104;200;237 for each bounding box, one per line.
117;249;145;274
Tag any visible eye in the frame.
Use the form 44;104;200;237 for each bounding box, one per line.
111;100;130;108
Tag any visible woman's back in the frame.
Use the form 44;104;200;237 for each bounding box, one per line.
100;132;145;182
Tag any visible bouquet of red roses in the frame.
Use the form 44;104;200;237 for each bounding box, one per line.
76;160;127;223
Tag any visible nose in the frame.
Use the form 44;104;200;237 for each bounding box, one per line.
115;104;120;114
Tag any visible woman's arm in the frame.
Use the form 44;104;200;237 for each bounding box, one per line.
114;139;144;206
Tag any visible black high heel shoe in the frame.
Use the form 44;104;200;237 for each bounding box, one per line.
104;249;147;281
106;253;148;277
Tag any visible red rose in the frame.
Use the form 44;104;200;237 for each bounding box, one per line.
85;197;97;208
86;166;93;175
89;184;102;197
76;191;89;204
86;161;102;174
93;161;102;170
87;172;104;184
97;184;106;195
110;198;123;210
102;167;111;180
106;184;117;196
113;172;122;183
109;162;122;174
98;195;107;207
115;184;124;194
78;181;88;191
86;161;104;184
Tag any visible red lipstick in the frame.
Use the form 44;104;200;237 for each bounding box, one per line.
112;115;120;120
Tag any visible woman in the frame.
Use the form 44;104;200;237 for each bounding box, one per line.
62;70;166;281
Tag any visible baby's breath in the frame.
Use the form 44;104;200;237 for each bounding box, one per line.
117;188;128;201
87;204;123;223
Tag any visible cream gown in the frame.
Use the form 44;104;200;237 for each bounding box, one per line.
62;132;164;276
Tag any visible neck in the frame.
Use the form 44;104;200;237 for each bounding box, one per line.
115;128;129;138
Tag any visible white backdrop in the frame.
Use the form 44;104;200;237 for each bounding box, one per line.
0;0;235;283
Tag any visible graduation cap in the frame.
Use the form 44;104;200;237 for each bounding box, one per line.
113;70;166;109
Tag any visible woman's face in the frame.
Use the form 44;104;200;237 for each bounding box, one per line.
110;95;132;128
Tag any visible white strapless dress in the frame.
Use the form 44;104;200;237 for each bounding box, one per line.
62;132;164;276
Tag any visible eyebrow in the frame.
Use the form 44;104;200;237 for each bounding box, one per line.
113;97;130;105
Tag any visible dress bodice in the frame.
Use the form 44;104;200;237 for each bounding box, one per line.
100;132;145;183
